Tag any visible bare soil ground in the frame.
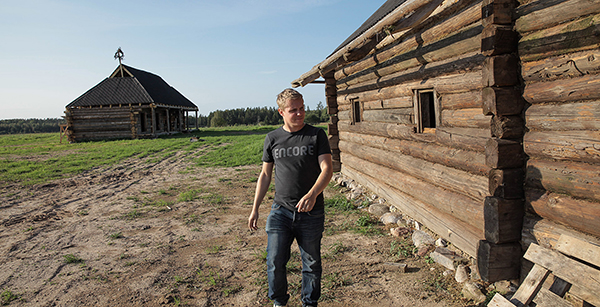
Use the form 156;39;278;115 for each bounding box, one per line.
0;150;479;307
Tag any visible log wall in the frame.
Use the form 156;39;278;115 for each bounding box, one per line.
517;0;600;248
334;0;491;260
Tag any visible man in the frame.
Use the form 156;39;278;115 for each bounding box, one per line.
248;88;333;307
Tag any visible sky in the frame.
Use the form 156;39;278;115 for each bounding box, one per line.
0;0;387;120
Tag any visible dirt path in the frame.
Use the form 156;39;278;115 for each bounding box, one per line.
0;152;476;306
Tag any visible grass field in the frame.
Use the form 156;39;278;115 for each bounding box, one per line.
0;125;279;185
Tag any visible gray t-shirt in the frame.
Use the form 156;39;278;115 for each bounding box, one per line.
262;124;331;212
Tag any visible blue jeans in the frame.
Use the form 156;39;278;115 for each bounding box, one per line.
265;203;325;307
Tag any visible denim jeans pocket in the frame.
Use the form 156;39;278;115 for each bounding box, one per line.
271;203;283;211
307;208;325;218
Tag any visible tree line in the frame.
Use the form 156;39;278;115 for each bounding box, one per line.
1;103;329;135
0;118;66;135
192;102;329;127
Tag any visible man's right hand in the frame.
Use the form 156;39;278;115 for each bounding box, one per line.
248;211;259;231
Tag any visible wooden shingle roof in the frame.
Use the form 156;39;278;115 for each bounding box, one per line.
67;64;197;110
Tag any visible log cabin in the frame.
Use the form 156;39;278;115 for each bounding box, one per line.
292;0;600;284
65;62;198;142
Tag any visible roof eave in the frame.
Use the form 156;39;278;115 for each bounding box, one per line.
291;0;444;88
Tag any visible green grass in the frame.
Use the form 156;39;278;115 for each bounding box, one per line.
0;126;276;186
1;289;21;306
63;254;84;264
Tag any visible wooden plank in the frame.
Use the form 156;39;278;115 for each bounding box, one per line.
484;197;524;244
488;293;515;307
482;24;518;56
515;0;600;33
478;241;522;282
338;120;419;143
482;86;524;116
491;115;524;139
362;108;413;124
570;285;600;307
489;168;524;199
510;263;551;307
532;288;572;307
483;54;520;87
442;90;482;110
524;130;600;164
485;138;524;169
342;163;482;257
482;0;515;27
554;234;600;268
524;243;600;306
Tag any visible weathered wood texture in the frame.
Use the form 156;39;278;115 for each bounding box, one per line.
482;87;524;116
521;214;600;251
525;101;600;131
524;76;600;104
484;197;524;244
335;1;483;80
339;131;490;175
521;50;600;83
342;163;482;257
526;159;600;203
339;141;489;203
441;108;489;128
525;189;600;239
436;127;491;152
515;0;600;33
518;12;600;61
477;240;522;282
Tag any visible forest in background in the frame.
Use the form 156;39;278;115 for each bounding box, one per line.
0;103;329;135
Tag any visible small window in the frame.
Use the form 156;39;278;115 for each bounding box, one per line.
414;89;439;133
351;98;361;125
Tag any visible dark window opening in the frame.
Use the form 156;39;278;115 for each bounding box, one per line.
351;99;361;124
420;92;436;129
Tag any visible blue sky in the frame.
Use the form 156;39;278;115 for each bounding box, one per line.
0;0;386;120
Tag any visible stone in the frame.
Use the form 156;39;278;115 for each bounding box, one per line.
368;204;390;216
412;230;435;248
380;212;401;225
455;264;470;283
469;264;481;281
461;281;486;304
383;262;407;273
416;245;431;257
390;227;410;237
430;247;467;270
435;238;447;247
491;280;513;295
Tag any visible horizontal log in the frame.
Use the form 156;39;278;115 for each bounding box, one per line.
516;0;600;33
441;108;490;129
519;13;600;62
340;130;490;175
338;70;484;102
362;108;413;125
338;120;417;141
485;138;524;169
523;130;600;164
526;188;600;238
521;213;600;251
337;29;482;89
524;74;600;104
335;2;482;80
340;140;489;202
342;164;482;257
338;52;484;95
526;158;600;202
342;153;485;230
436;126;491;152
525;101;600;131
442;90;482;110
521;50;600;83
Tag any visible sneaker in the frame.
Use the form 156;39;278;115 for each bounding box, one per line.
273;304;285;307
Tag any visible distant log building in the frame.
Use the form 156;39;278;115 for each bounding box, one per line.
293;0;600;283
65;63;198;142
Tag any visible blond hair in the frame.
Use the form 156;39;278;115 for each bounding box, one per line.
276;88;303;109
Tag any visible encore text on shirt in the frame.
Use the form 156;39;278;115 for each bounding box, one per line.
273;145;314;159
